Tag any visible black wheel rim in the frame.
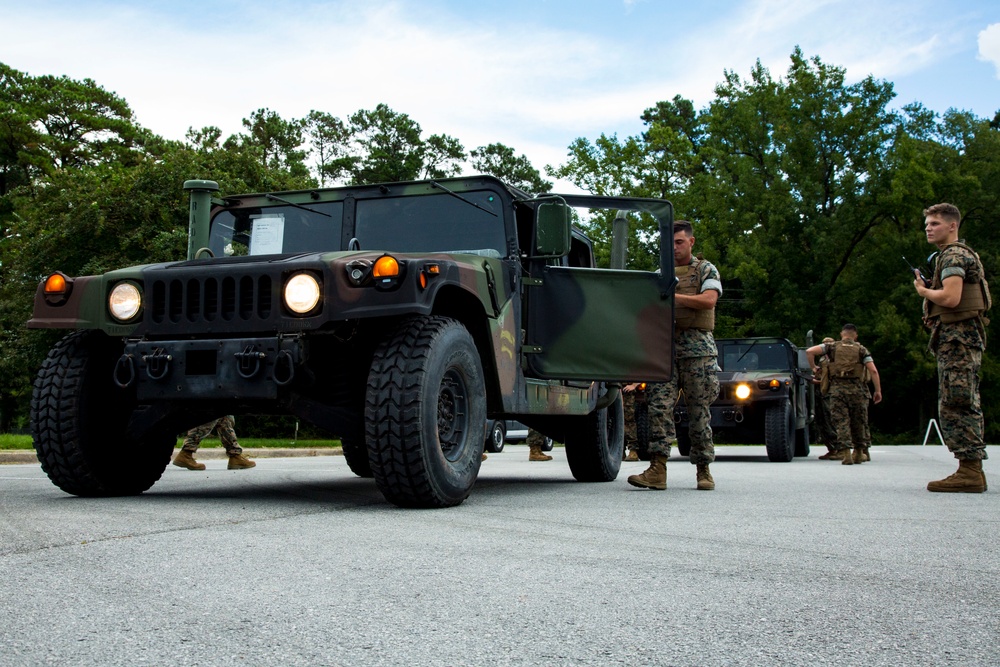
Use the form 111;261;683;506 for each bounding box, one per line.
437;368;468;461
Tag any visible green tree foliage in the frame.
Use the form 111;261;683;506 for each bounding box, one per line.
329;104;466;185
470;143;552;194
305;110;349;187
0;62;142;197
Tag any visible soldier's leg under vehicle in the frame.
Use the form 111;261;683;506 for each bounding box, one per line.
564;389;624;482
30;330;176;497
634;399;651;460
365;316;486;508
765;398;795;462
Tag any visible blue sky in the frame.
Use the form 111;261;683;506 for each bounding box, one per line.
2;0;999;187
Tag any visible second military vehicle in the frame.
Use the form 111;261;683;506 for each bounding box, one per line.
674;337;813;462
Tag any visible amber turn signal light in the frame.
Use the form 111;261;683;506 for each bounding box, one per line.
372;255;399;278
44;273;68;294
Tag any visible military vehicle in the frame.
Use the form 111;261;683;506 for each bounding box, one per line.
483;419;553;453
28;176;676;507
675;337;813;462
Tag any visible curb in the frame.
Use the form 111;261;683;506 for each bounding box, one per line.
0;448;343;465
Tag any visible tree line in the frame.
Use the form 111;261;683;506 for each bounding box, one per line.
2;50;999;441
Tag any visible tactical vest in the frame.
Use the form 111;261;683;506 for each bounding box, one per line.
674;257;715;331
926;242;992;324
827;340;864;380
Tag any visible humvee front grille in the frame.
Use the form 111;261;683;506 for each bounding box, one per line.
149;275;273;325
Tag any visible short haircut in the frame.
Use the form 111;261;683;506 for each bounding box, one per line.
822;337;835;343
923;203;961;226
842;323;858;334
674;220;694;236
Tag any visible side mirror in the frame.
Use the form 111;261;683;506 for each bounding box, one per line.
534;200;571;257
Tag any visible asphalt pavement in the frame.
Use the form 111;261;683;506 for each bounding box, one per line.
1;444;997;666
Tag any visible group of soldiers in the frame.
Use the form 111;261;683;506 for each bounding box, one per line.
624;204;989;494
172;204;990;495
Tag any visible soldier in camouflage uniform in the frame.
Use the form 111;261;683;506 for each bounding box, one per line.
806;325;882;465
526;427;553;461
173;415;256;470
629;220;721;491
914;203;990;493
813;337;842;459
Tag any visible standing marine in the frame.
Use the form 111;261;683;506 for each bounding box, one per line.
806;325;882;465
914;203;991;493
628;220;721;491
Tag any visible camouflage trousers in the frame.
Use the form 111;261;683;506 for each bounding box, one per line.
936;342;986;461
182;415;242;455
813;392;838;452
827;380;870;451
647;355;720;464
623;391;637;447
526;428;547;448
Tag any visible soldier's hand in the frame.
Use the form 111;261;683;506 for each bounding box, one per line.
872;390;883;405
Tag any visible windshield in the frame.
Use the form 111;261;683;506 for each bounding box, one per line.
718;342;792;372
208;201;344;257
355;190;506;257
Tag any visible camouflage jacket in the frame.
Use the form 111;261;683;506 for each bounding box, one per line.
925;241;987;353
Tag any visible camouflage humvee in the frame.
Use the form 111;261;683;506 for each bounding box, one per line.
674;337;813;462
28;176;676;507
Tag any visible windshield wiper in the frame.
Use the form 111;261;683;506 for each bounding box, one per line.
735;339;759;366
265;193;332;217
431;181;499;217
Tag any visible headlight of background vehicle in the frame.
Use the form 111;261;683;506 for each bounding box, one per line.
734;383;752;400
284;272;321;314
108;282;142;321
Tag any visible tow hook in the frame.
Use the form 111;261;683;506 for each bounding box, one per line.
235;345;266;379
142;347;172;380
113;354;136;388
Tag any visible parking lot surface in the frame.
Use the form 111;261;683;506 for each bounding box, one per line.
1;445;997;666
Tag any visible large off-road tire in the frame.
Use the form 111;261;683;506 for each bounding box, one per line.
365;317;486;508
765;399;795;462
485;419;506;453
564;390;624;482
30;330;176;497
676;427;692;457
340;435;374;477
794;424;811;458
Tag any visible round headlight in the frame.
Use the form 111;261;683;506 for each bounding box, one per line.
734;383;752;400
108;282;142;321
284;273;321;314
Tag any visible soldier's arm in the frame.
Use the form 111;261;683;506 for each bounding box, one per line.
676;263;721;310
805;344;823;372
865;361;882;404
674;288;719;310
915;274;962;307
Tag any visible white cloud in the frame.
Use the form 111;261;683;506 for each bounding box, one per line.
979;23;1000;78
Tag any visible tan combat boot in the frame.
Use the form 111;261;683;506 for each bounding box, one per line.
852;447;864;464
528;445;552;462
227;452;256;470
696;463;715;491
859;446;871;463
481;452;488;461
173;450;205;471
927;459;985;493
628;454;667;490
624;448;639;462
841;448;855;466
818;450;839;460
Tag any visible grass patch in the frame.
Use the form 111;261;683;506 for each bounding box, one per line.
0;434;341;450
